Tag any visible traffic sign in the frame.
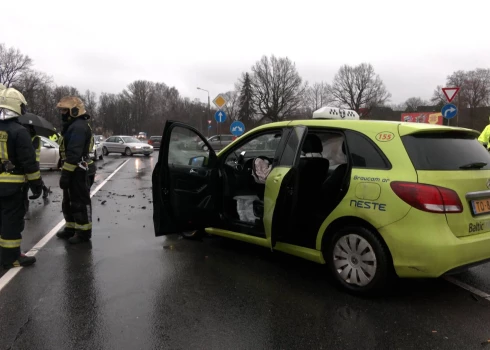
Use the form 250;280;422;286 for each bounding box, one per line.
208;120;212;124
442;87;460;103
214;110;227;123
230;121;245;136
441;103;458;119
208;124;212;129
213;94;228;109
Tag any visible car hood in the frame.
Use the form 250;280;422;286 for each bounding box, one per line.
125;142;152;147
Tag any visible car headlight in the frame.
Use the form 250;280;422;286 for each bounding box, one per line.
133;146;142;149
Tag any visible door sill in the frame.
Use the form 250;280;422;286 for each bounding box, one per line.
205;228;270;248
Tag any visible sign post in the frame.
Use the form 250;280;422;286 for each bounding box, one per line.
441;87;460;126
212;94;228;137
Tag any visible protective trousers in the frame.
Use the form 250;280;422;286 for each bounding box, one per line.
0;191;26;265
62;169;92;239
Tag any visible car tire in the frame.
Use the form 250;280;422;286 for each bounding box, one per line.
125;148;132;156
182;230;205;240
103;147;109;156
325;226;393;295
99;153;104;160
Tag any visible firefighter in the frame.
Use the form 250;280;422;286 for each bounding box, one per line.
55;96;95;244
478;116;490;150
0;87;43;269
23;125;50;211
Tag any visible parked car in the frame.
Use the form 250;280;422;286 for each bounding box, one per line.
148;136;161;149
198;134;234;151
90;135;104;161
153;107;490;295
102;135;153;156
39;136;60;170
94;135;105;143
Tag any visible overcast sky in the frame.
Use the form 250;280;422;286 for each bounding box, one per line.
4;0;489;105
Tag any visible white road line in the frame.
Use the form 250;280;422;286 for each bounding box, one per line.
444;276;490;301
0;159;131;293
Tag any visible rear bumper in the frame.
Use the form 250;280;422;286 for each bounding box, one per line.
380;209;490;278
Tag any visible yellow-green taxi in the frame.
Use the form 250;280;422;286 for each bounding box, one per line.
152;107;490;294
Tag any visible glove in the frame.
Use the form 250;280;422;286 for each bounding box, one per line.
59;170;71;190
29;179;43;200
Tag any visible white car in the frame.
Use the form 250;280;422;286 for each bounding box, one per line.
90;135;104;161
102;135;154;156
39;136;60;170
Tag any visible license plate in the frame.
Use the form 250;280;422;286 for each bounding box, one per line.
471;199;490;215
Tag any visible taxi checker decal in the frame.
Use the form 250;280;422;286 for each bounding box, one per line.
375;131;395;142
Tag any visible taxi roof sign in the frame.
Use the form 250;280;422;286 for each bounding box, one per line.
312;107;359;120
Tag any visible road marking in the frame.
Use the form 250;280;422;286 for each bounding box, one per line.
0;159;131;293
444;276;490;301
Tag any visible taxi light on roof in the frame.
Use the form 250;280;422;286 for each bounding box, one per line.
312;106;360;120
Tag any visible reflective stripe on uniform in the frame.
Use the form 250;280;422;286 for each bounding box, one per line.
0;130;8;160
0;238;22;248
62;162;77;172
32;136;41;162
26;171;41;181
65;222;76;229
0;173;26;183
76;223;92;231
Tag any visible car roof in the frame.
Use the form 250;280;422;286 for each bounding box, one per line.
249;119;479;137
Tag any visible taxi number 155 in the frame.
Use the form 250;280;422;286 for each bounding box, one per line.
375;132;395;142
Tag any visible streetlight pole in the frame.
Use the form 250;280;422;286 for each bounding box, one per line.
197;87;210;136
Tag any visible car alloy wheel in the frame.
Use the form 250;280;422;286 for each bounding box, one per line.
332;234;377;287
326;226;393;295
103;147;109;156
125;148;132;156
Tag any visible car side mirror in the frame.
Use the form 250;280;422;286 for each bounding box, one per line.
189;156;207;167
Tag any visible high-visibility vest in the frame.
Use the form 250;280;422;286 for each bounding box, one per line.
32;135;41;162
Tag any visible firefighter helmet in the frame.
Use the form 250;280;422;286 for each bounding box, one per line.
56;96;86;118
0;87;28;120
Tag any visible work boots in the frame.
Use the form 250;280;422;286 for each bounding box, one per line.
3;254;36;270
56;229;75;239
68;233;91;245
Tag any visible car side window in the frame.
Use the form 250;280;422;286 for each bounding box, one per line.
168;126;210;167
116;137;123;143
344;130;390;169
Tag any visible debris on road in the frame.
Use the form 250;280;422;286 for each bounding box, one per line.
101;200;107;205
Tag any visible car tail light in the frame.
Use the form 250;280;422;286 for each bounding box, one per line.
390;181;463;214
148;140;153;144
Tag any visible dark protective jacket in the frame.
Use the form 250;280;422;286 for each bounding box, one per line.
0;119;41;197
59;115;94;173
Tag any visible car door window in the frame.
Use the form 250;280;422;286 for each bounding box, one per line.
225;131;283;165
169;126;210;166
344;130;391;169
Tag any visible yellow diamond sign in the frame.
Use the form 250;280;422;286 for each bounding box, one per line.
213;94;227;109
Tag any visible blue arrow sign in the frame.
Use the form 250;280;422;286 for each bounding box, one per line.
230;121;245;136
214;110;227;123
441;103;457;119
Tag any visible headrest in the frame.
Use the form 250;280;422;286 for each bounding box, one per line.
302;134;323;153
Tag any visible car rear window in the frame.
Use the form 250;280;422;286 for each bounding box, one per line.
402;131;490;170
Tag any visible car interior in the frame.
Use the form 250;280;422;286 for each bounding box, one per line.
218;129;352;247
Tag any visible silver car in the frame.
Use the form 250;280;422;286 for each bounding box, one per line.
102;135;154;157
89;135;104;161
39;136;60;170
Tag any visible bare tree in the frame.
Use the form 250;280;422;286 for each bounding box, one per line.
430;85;446;106
0;43;33;87
330;63;391;113
305;81;332;116
404;97;428;112
13;70;53;115
221;83;241;121
251;55;306;122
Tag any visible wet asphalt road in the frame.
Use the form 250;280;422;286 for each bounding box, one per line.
4;153;490;349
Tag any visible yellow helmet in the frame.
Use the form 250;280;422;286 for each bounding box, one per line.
56;96;86;117
0;87;28;120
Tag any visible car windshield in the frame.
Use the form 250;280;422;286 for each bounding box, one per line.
122;137;141;143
